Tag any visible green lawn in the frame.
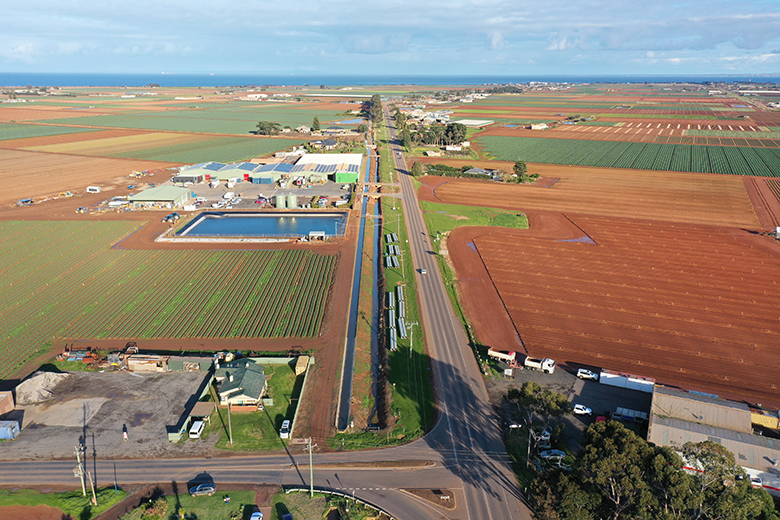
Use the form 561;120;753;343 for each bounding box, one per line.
213;361;304;451
0;487;127;520
420;200;528;238
120;489;256;520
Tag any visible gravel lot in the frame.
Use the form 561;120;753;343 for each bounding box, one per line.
487;364;653;451
2;371;221;461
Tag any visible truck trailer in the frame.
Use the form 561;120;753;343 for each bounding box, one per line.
523;356;556;374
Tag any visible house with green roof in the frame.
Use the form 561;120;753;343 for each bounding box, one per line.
214;360;268;407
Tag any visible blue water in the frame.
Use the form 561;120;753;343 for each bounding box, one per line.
177;212;346;238
2;72;778;87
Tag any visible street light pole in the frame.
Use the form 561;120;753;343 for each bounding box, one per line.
305;438;318;497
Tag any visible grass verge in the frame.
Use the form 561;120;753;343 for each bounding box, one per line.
0;487;127;519
119;489;255;520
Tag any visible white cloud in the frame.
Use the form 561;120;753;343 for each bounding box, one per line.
489;32;505;50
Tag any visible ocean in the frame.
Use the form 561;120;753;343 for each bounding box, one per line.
1;72;778;88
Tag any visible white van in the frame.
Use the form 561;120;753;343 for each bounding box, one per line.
86;186;101;193
189;420;205;439
279;419;291;439
223;191;235;200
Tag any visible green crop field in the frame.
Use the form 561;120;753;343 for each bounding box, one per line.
0;122;98;141
686;129;780;139
38;105;353;135
107;136;296;163
0;221;338;379
478;136;780;177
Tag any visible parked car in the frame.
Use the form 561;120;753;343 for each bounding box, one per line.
189;483;216;497
279;419;291;439
751;476;763;488
533;426;553;442
539;450;566;460
573;404;593;416
577;368;599;381
250;512;264;520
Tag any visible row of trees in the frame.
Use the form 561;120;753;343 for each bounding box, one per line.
392;107;468;149
529;421;777;520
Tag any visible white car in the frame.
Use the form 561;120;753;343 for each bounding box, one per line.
250;512;264;520
419;268;427;275
750;476;763;488
279;419;291;439
576;368;599;381
573;404;592;416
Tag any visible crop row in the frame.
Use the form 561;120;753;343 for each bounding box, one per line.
0;222;338;379
479;136;780;177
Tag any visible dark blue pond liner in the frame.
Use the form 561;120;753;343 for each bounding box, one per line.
176;212;347;238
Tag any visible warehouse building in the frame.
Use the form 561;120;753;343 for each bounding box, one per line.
251;163;294;184
293;153;363;183
129;186;193;209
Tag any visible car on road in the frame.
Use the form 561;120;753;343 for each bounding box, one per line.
577;368;599;381
539;450;566;460
279;419;291;439
250;512;264;520
189;483;216;497
419;268;427;275
573;404;592;416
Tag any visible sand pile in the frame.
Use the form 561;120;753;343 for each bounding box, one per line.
15;371;69;405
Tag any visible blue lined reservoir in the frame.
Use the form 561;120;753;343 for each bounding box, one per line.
177;212;347;238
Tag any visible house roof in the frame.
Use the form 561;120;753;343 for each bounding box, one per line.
129;185;192;202
216;360;267;400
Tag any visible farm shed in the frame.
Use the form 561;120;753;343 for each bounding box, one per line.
171;173;203;186
189;401;215;421
252;162;294;184
294;356;310;376
0;391;14;416
127;354;170;372
647;386;780;473
180;161;225;180
214;360;267;407
129;186;193;208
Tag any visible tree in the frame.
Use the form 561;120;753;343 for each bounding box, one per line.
369;94;384;124
411;162;424;177
443;122;467;145
255;121;281;135
513;160;528;177
320;84;326;89
506;381;572;429
312;116;321;132
400;128;412;150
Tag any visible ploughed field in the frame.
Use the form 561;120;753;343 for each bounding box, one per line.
448;215;780;406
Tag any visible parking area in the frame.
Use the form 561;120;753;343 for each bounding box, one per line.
488;365;653;451
189;180;352;209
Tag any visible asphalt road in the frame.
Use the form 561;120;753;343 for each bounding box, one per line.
0;112;530;520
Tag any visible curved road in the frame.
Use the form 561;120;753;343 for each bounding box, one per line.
0;108;530;520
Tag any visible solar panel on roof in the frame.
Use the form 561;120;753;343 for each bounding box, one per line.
277;164;294;172
256;164;275;172
238;163;255;171
204;162;225;171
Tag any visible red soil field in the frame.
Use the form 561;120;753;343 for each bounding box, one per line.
0;128;147;149
447;214;780;407
417;166;760;228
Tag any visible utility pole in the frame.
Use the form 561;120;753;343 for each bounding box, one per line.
407;321;419;359
227;402;233;445
74;445;86;497
305;437;318;497
87;470;98;505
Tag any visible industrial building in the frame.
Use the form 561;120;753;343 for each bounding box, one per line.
178;153;363;185
129;186;193;209
648;386;780;475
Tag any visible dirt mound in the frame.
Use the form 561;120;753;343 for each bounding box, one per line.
15;371;69;405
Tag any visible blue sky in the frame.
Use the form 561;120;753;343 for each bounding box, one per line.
3;0;780;76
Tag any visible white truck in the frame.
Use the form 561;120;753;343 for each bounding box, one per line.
524;356;556;374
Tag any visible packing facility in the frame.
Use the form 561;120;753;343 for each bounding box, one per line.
129;186;193;208
292;153;363;183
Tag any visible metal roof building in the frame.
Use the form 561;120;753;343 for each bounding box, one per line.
294;153;363;183
129;186;193;208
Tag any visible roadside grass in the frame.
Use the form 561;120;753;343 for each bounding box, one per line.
504;429;537;491
376;123;394;183
420;200;528;239
0;487;127;519
329;197;435;450
119;489;256;520
272;489;380;520
212;362;304;451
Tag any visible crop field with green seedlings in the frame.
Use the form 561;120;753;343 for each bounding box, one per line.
0;122;98;141
38;104;353;135
0;221;337;379
106;136;295;163
478;136;780;176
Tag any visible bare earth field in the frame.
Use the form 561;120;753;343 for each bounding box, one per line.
417;164;760;228
447;215;780;407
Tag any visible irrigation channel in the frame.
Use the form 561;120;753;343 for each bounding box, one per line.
336;142;382;431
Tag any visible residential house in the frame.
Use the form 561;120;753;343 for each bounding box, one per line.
214;360;268;407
